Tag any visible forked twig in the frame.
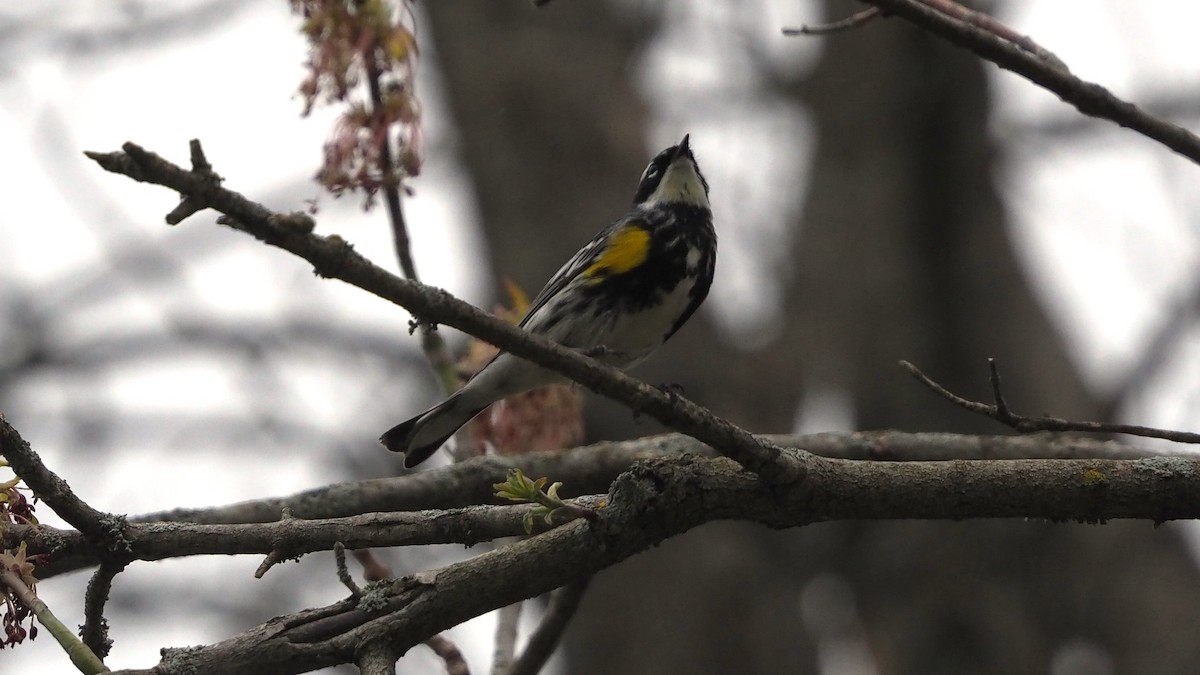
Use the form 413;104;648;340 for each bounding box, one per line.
901;359;1200;444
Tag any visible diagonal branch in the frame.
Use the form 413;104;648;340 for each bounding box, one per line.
0;416;125;549
855;0;1200;166
84;141;804;483
506;578;590;675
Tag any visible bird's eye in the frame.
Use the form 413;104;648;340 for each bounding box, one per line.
642;165;658;181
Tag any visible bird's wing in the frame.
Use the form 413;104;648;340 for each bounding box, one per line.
517;217;649;329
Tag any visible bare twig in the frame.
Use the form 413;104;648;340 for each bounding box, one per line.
334;543;361;597
81;558;128;659
362;30;459;395
84;141;805;484
856;0;1200;166
781;7;881;36
902;359;1200;444
507;579;590;675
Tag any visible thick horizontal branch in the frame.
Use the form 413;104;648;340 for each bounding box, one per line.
127;431;1168;524
860;0;1200;166
85;142;801;483
20;432;1178;578
112;449;1200;674
20;498;600;581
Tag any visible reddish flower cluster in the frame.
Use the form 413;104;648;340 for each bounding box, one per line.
291;0;422;204
1;477;40;649
458;283;586;459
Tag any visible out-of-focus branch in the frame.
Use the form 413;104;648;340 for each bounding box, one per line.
426;634;471;675
782;7;880;36
506;578;590;675
903;359;1200;444
84;141;804;484
849;0;1200;166
491;600;521;675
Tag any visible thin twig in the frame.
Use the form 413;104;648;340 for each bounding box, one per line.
81;558;128;659
781;7;881;36
0;569;110;674
507;579;590;675
858;0;1200;166
363;28;459;396
334;542;361;597
901;359;1200;443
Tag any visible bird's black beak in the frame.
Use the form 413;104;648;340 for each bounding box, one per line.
676;134;691;158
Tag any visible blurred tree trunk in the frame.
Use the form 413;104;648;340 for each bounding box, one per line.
427;2;1200;674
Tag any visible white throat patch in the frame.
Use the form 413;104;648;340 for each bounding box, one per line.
644;158;710;209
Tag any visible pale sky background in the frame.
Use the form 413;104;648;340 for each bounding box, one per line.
3;1;1200;672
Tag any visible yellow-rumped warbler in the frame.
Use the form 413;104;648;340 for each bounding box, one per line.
381;134;716;467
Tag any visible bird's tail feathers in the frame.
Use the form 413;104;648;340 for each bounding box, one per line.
380;391;489;468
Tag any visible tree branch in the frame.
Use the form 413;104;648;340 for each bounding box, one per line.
903;360;1200;444
19;431;1166;578
506;578;590;675
0;416;126;549
81;559;128;659
0;568;109;673
782;7;881;36
104;451;1200;673
854;0;1200;166
22;497;601;580
84;141;803;484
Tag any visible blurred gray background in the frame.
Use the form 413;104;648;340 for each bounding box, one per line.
5;1;1200;673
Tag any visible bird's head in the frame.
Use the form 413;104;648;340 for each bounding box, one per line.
632;134;710;209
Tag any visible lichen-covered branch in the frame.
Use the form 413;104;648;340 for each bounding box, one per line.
102;450;1200;673
16;431;1163;579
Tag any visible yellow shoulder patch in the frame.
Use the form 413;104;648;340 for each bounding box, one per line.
583;224;650;280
